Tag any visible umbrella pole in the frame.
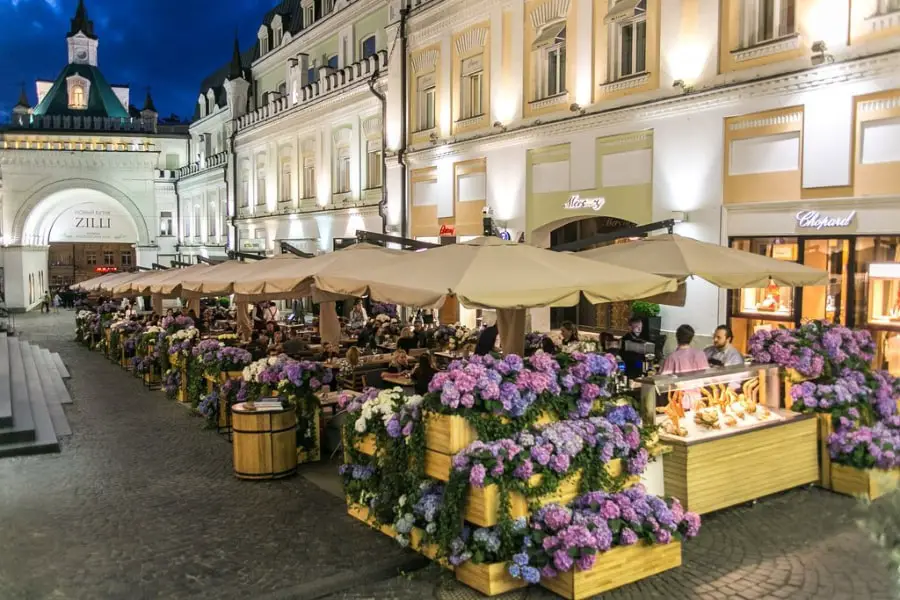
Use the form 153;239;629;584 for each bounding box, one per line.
319;301;341;347
497;308;527;356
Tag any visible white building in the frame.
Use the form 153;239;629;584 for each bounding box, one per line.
0;0;189;309
398;0;900;348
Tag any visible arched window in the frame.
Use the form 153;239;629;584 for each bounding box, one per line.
280;156;292;202
71;85;86;109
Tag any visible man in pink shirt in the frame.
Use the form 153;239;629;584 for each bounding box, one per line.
660;325;710;375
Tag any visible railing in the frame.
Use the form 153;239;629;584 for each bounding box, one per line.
1;138;158;152
155;169;178;180
5;113;159;133
177;151;228;178
236;50;388;132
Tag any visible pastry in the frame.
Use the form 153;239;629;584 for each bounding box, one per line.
694;407;720;429
723;414;737;427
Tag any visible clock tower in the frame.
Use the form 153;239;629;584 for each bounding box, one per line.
66;0;98;67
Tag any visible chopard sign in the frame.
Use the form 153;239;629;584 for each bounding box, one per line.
564;194;606;211
795;210;856;230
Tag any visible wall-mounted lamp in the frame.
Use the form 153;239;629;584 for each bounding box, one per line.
428;131;439;144
669;210;689;224
672;79;693;94
569;103;586;115
492;121;507;132
810;41;834;66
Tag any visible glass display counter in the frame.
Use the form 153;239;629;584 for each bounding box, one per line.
637;365;818;514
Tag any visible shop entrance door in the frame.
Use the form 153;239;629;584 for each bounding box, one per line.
800;239;851;325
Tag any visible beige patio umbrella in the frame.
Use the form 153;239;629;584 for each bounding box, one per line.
118;264;211;297
313;237;676;354
94;271;145;294
579;234;828;288
70;272;116;292
232;243;404;296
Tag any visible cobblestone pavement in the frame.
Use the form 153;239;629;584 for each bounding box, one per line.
5;313;898;600
0;313;421;600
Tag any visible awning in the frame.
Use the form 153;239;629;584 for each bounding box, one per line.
604;0;644;24
532;20;566;49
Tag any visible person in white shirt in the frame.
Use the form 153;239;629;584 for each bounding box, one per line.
703;325;744;367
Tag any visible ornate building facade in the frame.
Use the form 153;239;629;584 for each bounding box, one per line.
0;0;189;309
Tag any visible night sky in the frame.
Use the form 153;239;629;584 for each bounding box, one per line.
0;0;273;122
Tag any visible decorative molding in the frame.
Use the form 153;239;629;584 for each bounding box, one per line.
406;50;900;162
411;49;439;73
456;114;488;129
408;0;518;47
595;131;652;149
530;0;570;30
728;111;803;131
858;95;900;113
455;27;488;55
529;93;568;110
301;138;316;156
731;34;800;63
0;150;158;170
599;73;651;94
362;115;383;140
333;127;352;147
867;10;900;32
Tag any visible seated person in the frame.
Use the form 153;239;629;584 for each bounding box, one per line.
246;332;269;361
397;327;418;353
282;333;311;356
541;336;557;354
474;318;498;356
411;353;437;396
269;330;285;355
413;322;428;348
703;325;744;367
660;325;709;376
388;349;410;373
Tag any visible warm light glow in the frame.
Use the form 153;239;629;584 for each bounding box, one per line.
868;263;900;279
488;165;524;222
574;64;592;108
493;90;517;125
316;170;329;207
314;215;332;252
665;38;711;85
386;114;401;151
346;210;366;237
803;0;850;48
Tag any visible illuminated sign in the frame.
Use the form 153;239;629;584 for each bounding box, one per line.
795;210;856;230
439;224;456;237
563;194;606;211
94;266;118;273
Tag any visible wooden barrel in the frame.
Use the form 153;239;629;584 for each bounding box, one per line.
232;403;297;480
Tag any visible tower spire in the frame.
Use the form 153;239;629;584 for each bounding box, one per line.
68;0;97;40
227;32;244;81
15;83;29;109
142;87;157;113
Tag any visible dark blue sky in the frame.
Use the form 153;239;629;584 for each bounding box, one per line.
0;0;273;121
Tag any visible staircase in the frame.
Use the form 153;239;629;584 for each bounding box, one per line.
0;332;72;458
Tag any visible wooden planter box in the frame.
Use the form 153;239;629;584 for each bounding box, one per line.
143;371;160;385
831;463;900;501
425;412;477;455
455;562;526;596
662;414;818;515
347;502;447;566
539;541;682;600
298;408;322;465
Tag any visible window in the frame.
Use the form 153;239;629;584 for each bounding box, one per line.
103;251;114;265
208;202;217;238
533;23;567;100
460;55;484;120
256;166;267;206
361;35;377;59
303;159;316;199
280;158;292;202
613;1;647;79
121;251;132;267
308;59;318;83
260;33;269;55
335;149;351;194
742;0;795;47
417;75;436;131
86;252;97;266
367;149;382;189
184;211;192;238
277;82;287;100
70;85;86;109
305;5;315;26
240;170;250;207
327;54;339;70
323;0;334;13
160;211;173;236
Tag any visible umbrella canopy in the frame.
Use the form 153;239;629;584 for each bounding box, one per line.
95;271;147;295
579;234;828;288
70;272;116;292
232;243;404;297
174;260;267;296
114;264;212;296
312;236;677;309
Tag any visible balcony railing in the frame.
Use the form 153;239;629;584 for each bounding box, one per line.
236;50;388;132
177;151;229;178
6;114;159;133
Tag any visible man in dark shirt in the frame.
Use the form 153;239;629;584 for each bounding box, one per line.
474;320;498;356
620;316;648;379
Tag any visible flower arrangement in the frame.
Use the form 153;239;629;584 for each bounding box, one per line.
393;480;445;548
162;368;181;398
510;486;700;582
166;327;200;356
829;417;900;470
525;332;545;352
749;321;874;379
161;315;195;333
449;519;529;568
370;302;398;319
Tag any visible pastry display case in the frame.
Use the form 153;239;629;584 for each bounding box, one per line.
638;365;818;514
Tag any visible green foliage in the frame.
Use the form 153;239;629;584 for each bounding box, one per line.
630;301;660;317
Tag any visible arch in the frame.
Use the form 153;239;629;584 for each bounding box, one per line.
531;214;637;248
13;178;151;246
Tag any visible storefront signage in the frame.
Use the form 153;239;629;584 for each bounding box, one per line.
240;239;266;252
795;210;856;230
563;194;606;212
50;204;135;243
439;224;456;237
94;266;118;274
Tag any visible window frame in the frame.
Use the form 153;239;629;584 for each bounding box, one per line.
613;5;647;80
303;159;316;200
160;211;173;236
335;148;351;194
460;54;484;120
256;164;267;206
366;148;383;189
361;35;377;59
280;158;292;202
103;251;114;266
327;54;339;70
740;0;796;48
86;252;97;266
70;85;86;109
207;201;218;239
533;23;567;101
120;251;132;267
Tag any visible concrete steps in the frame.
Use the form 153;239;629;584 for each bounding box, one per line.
0;333;72;458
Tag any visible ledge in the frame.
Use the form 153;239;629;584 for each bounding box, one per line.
599;72;651;94
529;93;568;110
867;10;900;32
455;113;487;129
731;34;800;63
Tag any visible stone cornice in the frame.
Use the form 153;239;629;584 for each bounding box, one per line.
407;50;900;163
235;201;380;223
408;0;516;48
0;149;159;170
